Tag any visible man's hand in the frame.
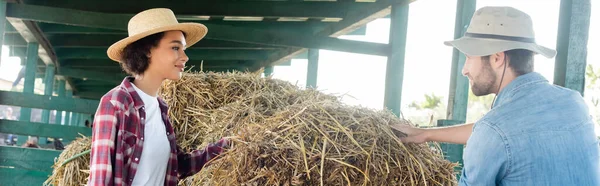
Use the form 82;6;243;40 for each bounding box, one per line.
390;123;429;144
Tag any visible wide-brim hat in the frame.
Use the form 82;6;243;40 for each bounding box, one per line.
444;6;556;58
107;8;207;62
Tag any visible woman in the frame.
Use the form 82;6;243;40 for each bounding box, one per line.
88;8;230;186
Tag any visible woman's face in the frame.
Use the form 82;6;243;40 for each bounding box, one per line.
145;30;189;80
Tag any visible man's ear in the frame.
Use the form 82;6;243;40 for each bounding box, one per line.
490;51;507;69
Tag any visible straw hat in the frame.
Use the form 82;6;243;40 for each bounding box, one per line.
444;6;556;58
107;8;208;62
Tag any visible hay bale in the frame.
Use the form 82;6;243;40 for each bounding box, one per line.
45;136;91;186
46;71;457;186
163;72;457;186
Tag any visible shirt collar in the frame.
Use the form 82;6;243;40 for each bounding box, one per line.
492;72;548;108
120;76;170;111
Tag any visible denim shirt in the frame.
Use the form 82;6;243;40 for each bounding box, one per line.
460;72;600;186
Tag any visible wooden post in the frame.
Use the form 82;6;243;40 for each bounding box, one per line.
306;49;319;89
383;3;409;117
0;0;6;66
41;65;55;123
55;80;66;125
65;90;73;125
17;42;38;145
553;0;591;95
263;66;274;77
39;65;54;145
446;0;476;122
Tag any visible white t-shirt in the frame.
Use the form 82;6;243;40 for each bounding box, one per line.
130;83;171;186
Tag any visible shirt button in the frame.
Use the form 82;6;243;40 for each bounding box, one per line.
135;158;139;161
141;137;144;141
166;132;170;135
141;117;145;120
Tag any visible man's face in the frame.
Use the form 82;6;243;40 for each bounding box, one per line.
462;55;497;96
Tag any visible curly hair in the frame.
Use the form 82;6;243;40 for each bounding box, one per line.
120;32;165;75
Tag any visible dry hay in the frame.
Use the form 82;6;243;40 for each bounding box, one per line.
44;136;91;186
164;71;457;186
45;71;457;186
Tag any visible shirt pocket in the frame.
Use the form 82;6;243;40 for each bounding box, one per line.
120;131;138;157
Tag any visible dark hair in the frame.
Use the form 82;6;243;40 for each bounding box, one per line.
482;49;534;76
120;32;165;75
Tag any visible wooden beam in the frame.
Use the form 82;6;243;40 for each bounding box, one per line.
306;49;319;88
251;0;413;71
0;146;60;172
55;48;273;60
6;1;75;91
553;0;591;95
6;3;388;56
60;59;253;68
45;34;282;50
20;0;371;19
0;119;92;139
58;67;126;84
0;167;50;186
383;3;409;117
446;0;475;122
0;90;100;114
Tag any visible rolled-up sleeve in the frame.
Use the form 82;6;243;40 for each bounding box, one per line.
460;122;510;186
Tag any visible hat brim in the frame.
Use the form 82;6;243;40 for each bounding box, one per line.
444;36;556;59
107;23;207;63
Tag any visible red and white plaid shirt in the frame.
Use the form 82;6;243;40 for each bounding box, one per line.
88;77;228;186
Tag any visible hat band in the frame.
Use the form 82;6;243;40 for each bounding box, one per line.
465;32;536;43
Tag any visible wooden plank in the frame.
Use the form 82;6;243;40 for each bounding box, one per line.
0;119;91;139
60;59;252;68
446;0;475;122
58;67;126;84
6;3;388;57
0;146;60;172
0;167;51;185
55;48;273;61
383;3;409;117
19;41;38;145
306;49;319;88
56;80;66;125
553;0;590;95
437;119;465;179
19;0;372;19
0;90;100;114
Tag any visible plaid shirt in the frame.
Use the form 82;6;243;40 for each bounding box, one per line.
88;77;228;186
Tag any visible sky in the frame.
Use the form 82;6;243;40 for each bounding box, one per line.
0;0;598;135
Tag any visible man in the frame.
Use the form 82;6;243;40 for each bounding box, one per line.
392;6;600;185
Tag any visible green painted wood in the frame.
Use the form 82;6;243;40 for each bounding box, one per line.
55;80;66;125
18;42;39;145
72;113;80;126
6;4;388;57
263;66;274;77
46;34;282;50
2;33;26;46
0;167;51;186
0;0;7;67
0;119;91;139
252;0;411;71
58;67;126;84
383;4;409;117
0;90;99;114
553;0;590;96
60;59;253;69
65;90;73;126
306;49;319;88
41;65;55;123
19;0;370;18
437;119;465;179
4;18;16;33
54;48;272;60
0;146;60;172
447;0;476;122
